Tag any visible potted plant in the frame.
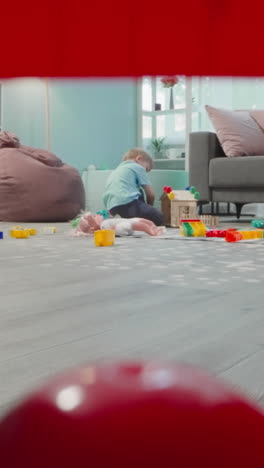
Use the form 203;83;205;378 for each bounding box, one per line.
151;137;165;159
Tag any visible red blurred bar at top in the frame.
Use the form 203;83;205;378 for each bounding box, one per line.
1;0;264;78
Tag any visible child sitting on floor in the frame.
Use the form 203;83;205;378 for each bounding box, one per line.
103;148;164;226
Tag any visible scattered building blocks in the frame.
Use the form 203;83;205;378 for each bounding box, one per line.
184;186;200;199
94;229;115;247
180;219;207;237
251;219;264;229
96;210;109;219
9;226;54;237
10;227;37;237
10;226;23;237
169;190;198;201
12;229;30;238
163;186;172;194
225;229;264;242
206;229;227;238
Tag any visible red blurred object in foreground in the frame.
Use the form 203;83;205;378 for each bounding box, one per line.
1;0;264;77
0;362;264;468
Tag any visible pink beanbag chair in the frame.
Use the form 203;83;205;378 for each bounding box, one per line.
0;132;85;221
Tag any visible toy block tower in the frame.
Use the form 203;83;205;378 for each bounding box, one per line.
161;186;200;228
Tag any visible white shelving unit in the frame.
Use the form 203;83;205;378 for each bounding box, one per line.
138;76;194;171
142;109;186;115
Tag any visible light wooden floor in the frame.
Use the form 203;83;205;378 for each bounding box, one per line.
1;220;264;415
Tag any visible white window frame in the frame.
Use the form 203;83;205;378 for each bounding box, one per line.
137;76;193;171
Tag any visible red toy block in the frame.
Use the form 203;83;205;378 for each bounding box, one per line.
163;186;172;194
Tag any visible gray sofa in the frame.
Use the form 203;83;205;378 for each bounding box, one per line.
189;132;264;218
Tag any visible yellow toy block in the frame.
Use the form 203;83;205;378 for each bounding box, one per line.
94;229;115;247
180;219;207;237
191;221;207;237
12;229;30;238
10;227;37;237
10;226;23;237
241;230;263;240
168;192;175;200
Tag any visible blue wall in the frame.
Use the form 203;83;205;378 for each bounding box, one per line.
2;78;138;172
49;79;137;172
2;79;46;149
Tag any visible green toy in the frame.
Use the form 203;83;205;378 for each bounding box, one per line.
186;186;200;200
182;222;194;236
251;219;264;229
71;216;81;228
96;210;109;219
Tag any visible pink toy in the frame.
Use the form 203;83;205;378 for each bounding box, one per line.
74;212;164;237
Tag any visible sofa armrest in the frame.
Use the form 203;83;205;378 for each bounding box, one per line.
189;132;225;202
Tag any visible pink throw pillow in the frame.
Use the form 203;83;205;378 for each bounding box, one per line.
249;110;264;132
205;105;264;157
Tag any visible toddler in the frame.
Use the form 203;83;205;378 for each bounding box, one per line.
103;148;164;225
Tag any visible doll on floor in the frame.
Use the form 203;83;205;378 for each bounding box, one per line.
72;212;165;237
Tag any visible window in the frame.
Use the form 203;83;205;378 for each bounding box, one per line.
139;76;193;170
139;76;264;170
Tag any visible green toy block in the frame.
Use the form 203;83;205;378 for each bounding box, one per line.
251;219;264;229
182;222;194;236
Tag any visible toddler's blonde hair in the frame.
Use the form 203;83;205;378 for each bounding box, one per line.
123;147;153;169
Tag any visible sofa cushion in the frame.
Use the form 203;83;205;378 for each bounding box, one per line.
209;156;264;188
249;110;264;131
205;105;264;157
